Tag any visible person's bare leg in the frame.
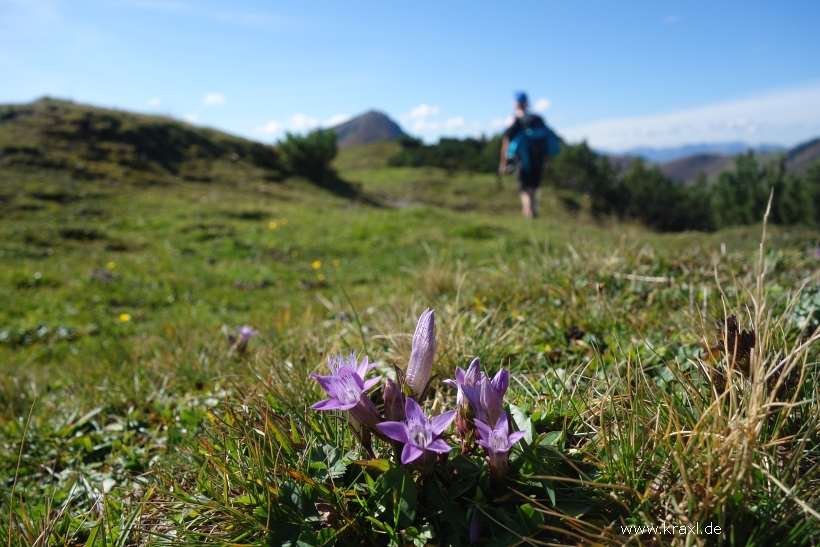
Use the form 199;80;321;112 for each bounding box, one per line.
530;188;538;218
520;190;533;218
520;188;537;218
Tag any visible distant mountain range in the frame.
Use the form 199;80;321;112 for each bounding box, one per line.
602;138;820;184
330;111;406;149
788;137;820;173
608;142;787;164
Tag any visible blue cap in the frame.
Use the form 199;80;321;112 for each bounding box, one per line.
515;92;528;105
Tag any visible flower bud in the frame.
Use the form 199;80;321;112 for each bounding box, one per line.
383;378;406;422
479;377;503;427
461;426;475;454
455;397;475;438
405;308;436;400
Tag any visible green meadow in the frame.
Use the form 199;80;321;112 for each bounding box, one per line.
3;120;820;545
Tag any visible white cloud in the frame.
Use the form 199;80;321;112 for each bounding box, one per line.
148;97;161;106
203;92;226;106
411;116;478;134
256;120;283;134
489;118;505;128
323;114;350;127
255;113;319;136
561;82;820;151
183;114;199;123
443;117;466;130
289;113;319;131
533;98;551;113
402;103;440;121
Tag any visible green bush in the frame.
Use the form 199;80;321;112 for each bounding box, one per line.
547;145;820;232
389;135;502;173
278;129;338;181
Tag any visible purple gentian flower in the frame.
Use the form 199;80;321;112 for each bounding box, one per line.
489;368;509;400
461;375;505;428
383;378;406;422
474;412;526;483
443;357;482;406
443;358;482;438
446;362;510;432
405;308;436;400
377;398;455;474
470;507;481;544
237;325;258;342
223;325;258;355
479;376;504;427
235;325;258;354
310;353;382;435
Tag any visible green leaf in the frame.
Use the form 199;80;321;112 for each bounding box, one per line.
555;500;591;517
427;476;469;535
447;479;476;500
278;480;319;522
509;404;535;444
266;521;303;546
539;430;562;447
296;530;319;547
366;515;393;534
309;444;346;480
316;528;337;547
517;503;545;533
404;524;435;547
371;467;417;529
541;479;556;507
348;458;394;474
450;454;481;479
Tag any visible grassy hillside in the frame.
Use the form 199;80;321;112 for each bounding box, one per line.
3;108;820;545
0;98;284;186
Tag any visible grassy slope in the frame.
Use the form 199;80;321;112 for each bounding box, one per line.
2;130;820;544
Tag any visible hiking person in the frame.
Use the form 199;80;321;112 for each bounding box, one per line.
498;92;556;218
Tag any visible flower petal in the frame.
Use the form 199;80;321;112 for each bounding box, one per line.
470;508;481;544
377;421;409;443
404;397;425;423
495;411;509;436
455;365;465;384
508;431;527;445
426;438;452;453
406;309;435;399
465;358;481;386
310;373;336;394
362;376;382;391
311;398;346;410
474;418;492;441
401;443;424;464
491;369;509;398
430;410;457;437
442;379;458;389
475;439;491;450
480;378;503;427
355;355;369;379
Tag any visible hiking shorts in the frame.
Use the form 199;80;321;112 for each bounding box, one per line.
516;161;543;190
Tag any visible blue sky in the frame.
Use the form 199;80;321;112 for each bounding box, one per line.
2;0;819;151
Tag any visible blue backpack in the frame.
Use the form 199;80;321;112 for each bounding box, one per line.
506;124;561;172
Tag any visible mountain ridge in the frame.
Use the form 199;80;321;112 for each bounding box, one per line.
603;142;786;164
330;111;406;149
0;97;284;185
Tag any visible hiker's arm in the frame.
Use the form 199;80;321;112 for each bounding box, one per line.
499;136;509;175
